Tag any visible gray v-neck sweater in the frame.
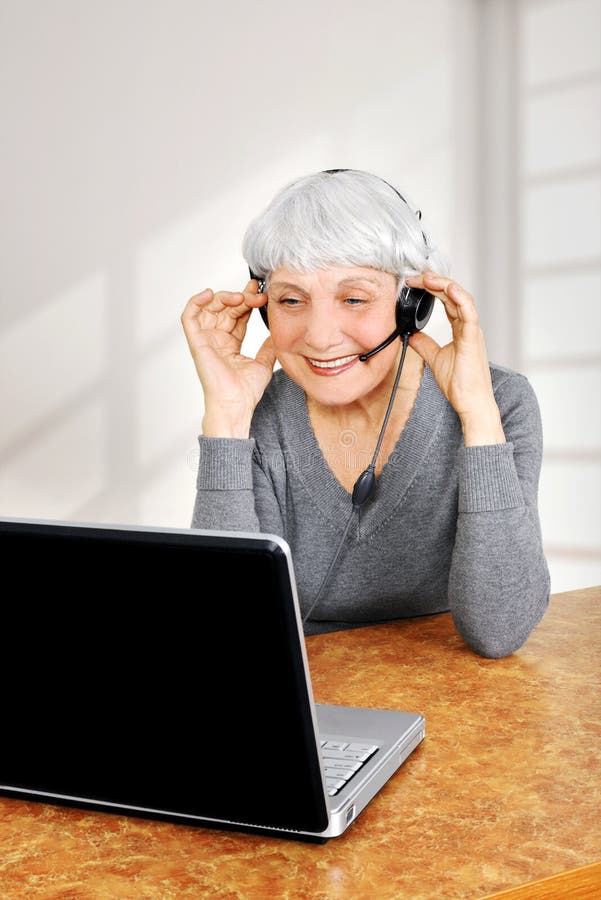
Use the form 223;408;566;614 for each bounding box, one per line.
192;363;550;658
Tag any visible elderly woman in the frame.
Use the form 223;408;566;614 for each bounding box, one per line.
181;168;550;657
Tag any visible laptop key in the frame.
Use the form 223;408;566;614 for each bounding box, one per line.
322;760;362;772
346;743;378;754
326;777;346;791
321;748;375;763
324;767;354;780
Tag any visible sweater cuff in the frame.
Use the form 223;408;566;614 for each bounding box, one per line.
195;436;255;490
458;443;524;512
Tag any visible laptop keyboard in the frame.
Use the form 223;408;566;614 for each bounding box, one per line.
319;738;379;796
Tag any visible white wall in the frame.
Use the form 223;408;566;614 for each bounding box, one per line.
0;0;599;593
474;0;601;592
518;0;601;593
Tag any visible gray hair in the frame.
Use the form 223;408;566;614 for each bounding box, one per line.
242;169;449;283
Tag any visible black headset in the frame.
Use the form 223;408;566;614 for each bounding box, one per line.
248;168;435;360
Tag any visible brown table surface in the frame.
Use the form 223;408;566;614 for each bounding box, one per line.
1;585;599;899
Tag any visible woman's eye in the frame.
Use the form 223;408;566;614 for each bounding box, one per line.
275;295;368;308
279;297;303;307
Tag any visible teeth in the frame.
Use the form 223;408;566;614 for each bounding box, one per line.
309;355;357;369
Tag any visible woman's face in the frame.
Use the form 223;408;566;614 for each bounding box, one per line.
266;265;400;407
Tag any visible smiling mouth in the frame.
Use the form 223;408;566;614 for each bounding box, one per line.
307;354;358;369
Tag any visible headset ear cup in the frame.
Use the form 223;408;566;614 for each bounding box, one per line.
395;286;435;336
248;268;269;329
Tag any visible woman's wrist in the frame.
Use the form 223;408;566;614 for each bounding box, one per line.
460;405;506;447
202;404;253;438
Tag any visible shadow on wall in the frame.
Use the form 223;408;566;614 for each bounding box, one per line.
0;1;455;528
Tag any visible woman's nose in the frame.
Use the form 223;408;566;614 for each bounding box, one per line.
303;303;343;351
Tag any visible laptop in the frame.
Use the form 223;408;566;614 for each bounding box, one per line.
0;516;425;842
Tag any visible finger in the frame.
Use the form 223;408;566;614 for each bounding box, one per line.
407;330;442;368
212;289;247;307
213;287;267;311
181;289;214;328
245;277;263;295
189;292;248;334
183;288;213;311
407;272;478;322
240;277;270;314
210;295;264;328
241;291;269;310
255;334;277;371
182;286;264;338
184;287;240;321
181;290;243;343
404;273;459;321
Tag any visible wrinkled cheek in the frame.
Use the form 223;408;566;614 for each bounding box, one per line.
273;351;305;384
268;319;300;355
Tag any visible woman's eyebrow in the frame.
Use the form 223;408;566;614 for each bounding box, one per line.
337;277;383;287
269;277;384;292
268;281;310;295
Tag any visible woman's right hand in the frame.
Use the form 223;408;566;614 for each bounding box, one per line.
181;278;277;437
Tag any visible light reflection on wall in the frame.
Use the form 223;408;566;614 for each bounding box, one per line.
0;274;106;520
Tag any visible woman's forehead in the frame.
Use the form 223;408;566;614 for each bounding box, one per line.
269;265;395;289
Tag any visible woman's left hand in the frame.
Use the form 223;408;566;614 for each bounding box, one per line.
406;272;506;446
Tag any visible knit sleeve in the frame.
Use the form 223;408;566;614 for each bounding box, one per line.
190;436;261;532
190;435;286;537
448;372;551;657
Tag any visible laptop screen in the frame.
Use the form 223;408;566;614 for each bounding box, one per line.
0;519;330;833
